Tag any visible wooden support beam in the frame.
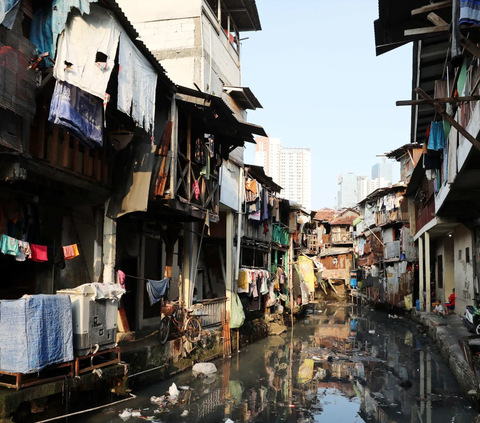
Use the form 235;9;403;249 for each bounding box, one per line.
427;12;449;27
411;1;452;16
415;87;480;151
404;25;449;36
461;37;480;60
397;95;480;106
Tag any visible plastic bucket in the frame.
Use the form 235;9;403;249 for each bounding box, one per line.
416;299;420;311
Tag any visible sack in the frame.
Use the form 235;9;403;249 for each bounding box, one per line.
230;293;245;329
192;362;217;376
405;294;413;311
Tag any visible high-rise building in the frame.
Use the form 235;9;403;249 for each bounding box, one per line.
254;136;282;184
337;173;357;209
254;136;311;210
356;176;369;203
372;159;392;186
279;148;311;210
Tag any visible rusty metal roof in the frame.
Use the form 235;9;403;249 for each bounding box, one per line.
312;208;336;222
329;208;360;226
384;143;424;161
245;164;281;193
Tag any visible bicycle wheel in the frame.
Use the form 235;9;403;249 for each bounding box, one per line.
184;317;202;343
158;316;171;344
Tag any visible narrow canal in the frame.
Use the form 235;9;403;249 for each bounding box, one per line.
72;302;477;423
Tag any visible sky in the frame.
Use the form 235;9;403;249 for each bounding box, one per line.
240;0;413;210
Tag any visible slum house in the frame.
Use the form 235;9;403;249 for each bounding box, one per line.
0;0;179;418
374;0;480;315
237;165;284;320
116;0;266;328
0;0;175;300
354;185;414;307
316;208;359;297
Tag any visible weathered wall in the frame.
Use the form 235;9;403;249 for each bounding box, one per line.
454;224;474;316
435;236;455;304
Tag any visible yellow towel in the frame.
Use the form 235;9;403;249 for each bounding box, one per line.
238;270;249;289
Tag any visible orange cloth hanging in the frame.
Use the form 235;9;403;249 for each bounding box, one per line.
63;244;79;260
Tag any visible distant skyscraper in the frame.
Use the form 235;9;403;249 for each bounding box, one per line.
254;136;282;184
337;173;357;209
254;136;311;210
356;176;369;203
372;159;392;186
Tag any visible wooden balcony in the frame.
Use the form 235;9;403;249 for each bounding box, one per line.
29;118;109;186
416;197;435;233
330;232;353;244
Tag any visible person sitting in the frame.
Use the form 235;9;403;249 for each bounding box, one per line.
433;300;445;317
445;288;455;315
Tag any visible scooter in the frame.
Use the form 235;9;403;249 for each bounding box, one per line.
464;305;480;334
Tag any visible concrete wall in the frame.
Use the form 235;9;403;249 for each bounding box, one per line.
201;8;241;93
219;160;240;211
435;236;455;305
454;224;474;315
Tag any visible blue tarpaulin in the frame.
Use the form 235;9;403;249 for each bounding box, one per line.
0;295;74;374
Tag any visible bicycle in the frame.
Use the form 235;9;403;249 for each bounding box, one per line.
158;301;203;344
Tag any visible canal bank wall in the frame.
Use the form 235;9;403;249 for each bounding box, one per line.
411;310;479;408
0;318;270;422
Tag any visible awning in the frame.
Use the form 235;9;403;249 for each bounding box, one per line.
223;86;262;110
245;164;282;193
175;85;267;145
222;0;261;32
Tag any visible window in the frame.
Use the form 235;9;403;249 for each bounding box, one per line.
437;255;443;289
466;247;470;263
459;249;462;261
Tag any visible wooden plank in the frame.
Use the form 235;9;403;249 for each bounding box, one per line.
62;131;70;167
461;38;480;60
414;87;480;151
411;1;451;16
83;147;89;176
404;25;449;36
158;121;173;156
427;12;449;27
49;125;59;164
93;147;99;181
72;140;79;172
396;95;480;106
102;138;108;183
118;307;130;333
187;115;192;200
37;115;46;159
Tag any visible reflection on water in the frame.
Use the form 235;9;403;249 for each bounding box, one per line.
75;303;477;423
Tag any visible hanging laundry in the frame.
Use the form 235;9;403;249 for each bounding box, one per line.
427;121;445;151
49;80;103;148
262;188;269;221
63;244;80;260
238;270;249;293
460;1;480;25
193;179;200;200
117;270;126;289
15;240;31;262
0;0;20;29
245;178;258;195
0;234;19;256
200;143;210;180
53;4;121;99
146;278;169;306
195;138;206;164
248;211;261;221
118;32;157;135
30;244;48;262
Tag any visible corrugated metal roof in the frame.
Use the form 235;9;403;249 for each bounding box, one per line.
312;208;336;222
245;164;281;193
330;208;360;226
223;0;261;32
176;85;267;145
223;86;262;110
385;143;424;160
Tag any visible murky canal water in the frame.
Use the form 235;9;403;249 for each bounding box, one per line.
69;302;477;423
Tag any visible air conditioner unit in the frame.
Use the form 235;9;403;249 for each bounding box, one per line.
57;283;124;356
